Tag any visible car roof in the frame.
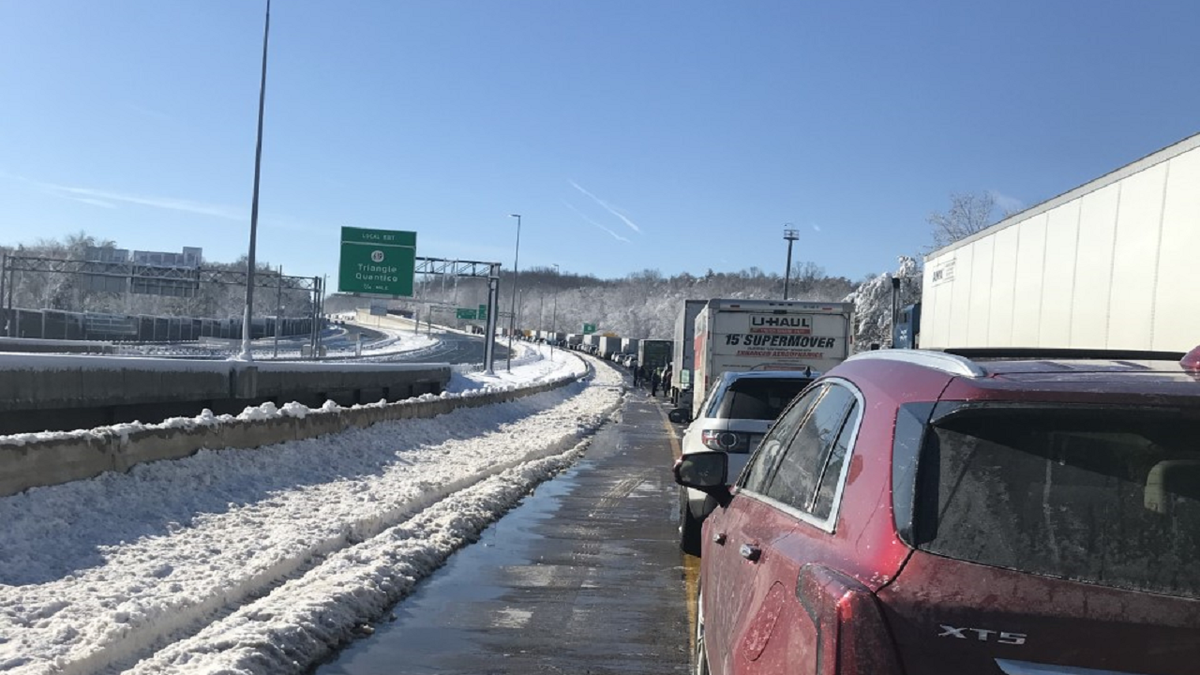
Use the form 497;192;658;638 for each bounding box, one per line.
842;348;1200;401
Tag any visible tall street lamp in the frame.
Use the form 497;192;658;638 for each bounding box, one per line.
239;0;272;361
783;225;799;300
506;213;521;372
551;264;559;334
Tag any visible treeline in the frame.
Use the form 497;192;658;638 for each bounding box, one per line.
328;260;917;348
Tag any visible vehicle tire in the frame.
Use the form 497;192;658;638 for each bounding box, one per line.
680;488;703;557
694;583;710;675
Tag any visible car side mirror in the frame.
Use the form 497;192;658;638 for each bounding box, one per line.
673;454;732;507
668;407;692;424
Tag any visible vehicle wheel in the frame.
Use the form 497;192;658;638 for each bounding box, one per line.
680;488;703;557
694;583;710;675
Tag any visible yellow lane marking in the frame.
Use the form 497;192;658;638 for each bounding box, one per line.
652;400;698;656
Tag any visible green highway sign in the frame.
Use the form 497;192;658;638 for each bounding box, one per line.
456;308;478;320
583;323;597;334
478;304;488;320
338;227;416;296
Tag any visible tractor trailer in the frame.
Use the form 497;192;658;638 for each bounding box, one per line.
921;132;1200;352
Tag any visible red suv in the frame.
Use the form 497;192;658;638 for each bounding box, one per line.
675;348;1200;675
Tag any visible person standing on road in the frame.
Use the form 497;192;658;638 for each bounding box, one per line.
632;360;641;386
651;368;660;397
661;364;673;399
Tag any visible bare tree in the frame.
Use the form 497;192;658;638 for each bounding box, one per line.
928;191;1009;248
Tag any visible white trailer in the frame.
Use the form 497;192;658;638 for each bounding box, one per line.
921;132;1200;352
691;299;854;417
671;299;707;406
597;335;622;359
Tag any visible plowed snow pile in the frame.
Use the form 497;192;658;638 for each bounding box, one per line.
0;356;624;675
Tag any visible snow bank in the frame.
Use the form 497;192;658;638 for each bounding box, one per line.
0;356;624;675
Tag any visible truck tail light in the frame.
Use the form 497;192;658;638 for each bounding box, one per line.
796;564;904;675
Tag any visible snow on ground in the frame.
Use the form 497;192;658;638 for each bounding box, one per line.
446;342;573;393
0;354;624;675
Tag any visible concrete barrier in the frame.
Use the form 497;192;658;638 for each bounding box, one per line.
0;354;590;497
0;337;116;354
0;354;450;434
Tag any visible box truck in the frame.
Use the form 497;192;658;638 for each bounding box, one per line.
691;299;854;417
638;339;673;372
597;335;622;359
670;299;708;406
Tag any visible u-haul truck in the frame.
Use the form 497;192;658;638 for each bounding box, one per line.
691;299;854;417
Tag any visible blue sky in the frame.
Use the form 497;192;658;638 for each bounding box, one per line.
1;1;1197;286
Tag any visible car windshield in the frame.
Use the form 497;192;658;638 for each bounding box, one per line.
917;405;1200;600
720;377;811;421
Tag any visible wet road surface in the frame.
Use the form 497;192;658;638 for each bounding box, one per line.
316;388;692;675
385;330;510;365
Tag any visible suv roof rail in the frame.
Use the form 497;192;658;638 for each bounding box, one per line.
846;349;988;378
941;347;1187;361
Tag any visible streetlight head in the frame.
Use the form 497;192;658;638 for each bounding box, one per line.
510;213;521;218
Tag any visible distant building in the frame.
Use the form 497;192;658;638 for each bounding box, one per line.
82;246;203;296
85;246;203;268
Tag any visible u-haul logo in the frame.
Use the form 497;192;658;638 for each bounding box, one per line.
749;315;812;335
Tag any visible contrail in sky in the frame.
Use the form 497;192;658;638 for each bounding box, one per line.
568;180;642;234
10;175;245;220
3;174;322;233
562;200;631;243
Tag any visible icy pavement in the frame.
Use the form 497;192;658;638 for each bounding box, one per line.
0;354;625;675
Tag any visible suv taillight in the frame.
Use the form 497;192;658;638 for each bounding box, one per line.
1182;346;1200;372
701;429;749;452
797;564;904;675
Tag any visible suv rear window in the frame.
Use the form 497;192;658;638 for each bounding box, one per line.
718;378;811;420
916;405;1200;600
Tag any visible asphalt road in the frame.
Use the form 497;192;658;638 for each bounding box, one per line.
315;387;692;675
383;330;510;366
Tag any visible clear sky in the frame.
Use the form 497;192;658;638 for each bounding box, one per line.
1;1;1197;286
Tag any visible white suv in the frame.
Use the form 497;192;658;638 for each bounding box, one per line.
675;370;815;555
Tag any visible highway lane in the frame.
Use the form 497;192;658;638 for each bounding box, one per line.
315;388;692;675
379;330;511;366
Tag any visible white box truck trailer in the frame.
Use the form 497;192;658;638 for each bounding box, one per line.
671;299;707;406
691;299;854;417
921;132;1200;352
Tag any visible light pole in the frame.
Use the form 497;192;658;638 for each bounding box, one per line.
506;214;521;371
783;225;799;300
239;0;271;361
551;263;560;335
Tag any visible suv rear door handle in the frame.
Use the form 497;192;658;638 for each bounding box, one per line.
739;544;761;562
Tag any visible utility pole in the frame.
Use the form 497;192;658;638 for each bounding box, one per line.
506;214;521;372
273;264;282;358
783;225;799;300
239;0;271;361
